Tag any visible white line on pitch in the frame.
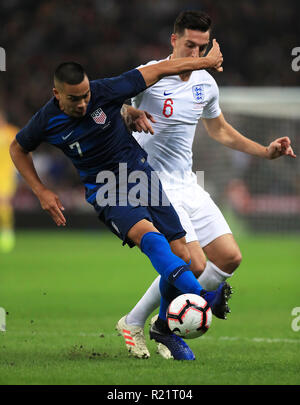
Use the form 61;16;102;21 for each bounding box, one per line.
201;336;300;344
2;331;300;344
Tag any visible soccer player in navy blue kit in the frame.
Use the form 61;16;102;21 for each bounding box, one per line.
10;39;231;360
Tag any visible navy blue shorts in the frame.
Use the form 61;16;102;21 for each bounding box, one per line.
84;157;186;247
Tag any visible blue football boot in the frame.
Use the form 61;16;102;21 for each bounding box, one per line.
200;282;232;319
149;317;195;361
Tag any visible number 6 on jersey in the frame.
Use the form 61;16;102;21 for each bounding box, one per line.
163;98;173;118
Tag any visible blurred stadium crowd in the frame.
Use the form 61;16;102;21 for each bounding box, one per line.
2;0;300;125
0;0;299;228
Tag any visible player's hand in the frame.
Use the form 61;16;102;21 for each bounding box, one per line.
131;110;156;135
122;105;156;134
37;188;66;226
206;39;223;72
266;136;296;159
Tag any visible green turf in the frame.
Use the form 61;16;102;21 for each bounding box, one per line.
0;230;300;385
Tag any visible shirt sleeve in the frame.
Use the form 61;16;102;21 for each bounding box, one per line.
16;110;45;152
201;80;222;119
93;69;147;106
131;60;159;108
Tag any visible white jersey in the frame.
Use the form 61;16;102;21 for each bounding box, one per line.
132;57;221;191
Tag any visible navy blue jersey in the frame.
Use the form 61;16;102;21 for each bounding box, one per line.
15;68;186;246
16;69;147;182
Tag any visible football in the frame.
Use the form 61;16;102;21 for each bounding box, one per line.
166;293;212;339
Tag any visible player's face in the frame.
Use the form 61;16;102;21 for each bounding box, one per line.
53;75;91;118
171;29;210;59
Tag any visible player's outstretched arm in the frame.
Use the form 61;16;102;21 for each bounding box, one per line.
202;114;296;160
138;39;223;87
9;139;66;226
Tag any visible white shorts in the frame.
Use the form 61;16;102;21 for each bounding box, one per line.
164;182;232;247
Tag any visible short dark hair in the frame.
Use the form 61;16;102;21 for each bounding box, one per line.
54;62;86;85
173;10;211;36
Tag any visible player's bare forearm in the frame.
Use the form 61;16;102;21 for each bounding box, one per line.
202;114;296;159
10;139;46;195
9;139;66;226
139;58;210;87
139;39;223;87
208;119;268;157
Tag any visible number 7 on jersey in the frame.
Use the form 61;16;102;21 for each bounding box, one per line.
69;141;83;157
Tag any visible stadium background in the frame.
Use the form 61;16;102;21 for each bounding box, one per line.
0;0;300;387
1;0;300;232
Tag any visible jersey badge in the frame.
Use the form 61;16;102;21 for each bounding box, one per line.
91;108;107;125
192;85;205;102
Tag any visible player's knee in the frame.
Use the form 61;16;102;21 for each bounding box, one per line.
232;250;242;269
128;220;159;246
223;250;242;274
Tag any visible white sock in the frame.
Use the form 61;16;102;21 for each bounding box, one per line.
197;260;232;291
126;276;161;327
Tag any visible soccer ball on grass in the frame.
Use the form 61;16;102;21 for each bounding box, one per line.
166;293;212;339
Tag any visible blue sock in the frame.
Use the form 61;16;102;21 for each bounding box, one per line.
158;277;182;320
140;232;203;297
159;296;170;321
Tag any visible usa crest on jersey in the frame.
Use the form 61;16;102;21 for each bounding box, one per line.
192;84;204;102
91;108;107;124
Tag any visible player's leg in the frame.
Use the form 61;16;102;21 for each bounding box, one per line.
127;219;203;299
128;215;230;333
123;199;231;330
124;163;207;304
106;201;199;359
145;239;207;360
125;207;195;329
169;236;191;265
114;217;193;359
119;220;229;359
87;171;199;359
91;171;199;359
124;235;193;329
152;188;234;318
198;234;242;291
123;198;235;329
192;196;242;291
115;166;230;359
182;240;207;278
203;233;242;274
126;219;199;360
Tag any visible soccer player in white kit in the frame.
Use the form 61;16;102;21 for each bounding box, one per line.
116;10;296;359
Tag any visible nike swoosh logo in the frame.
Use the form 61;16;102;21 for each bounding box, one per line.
173;267;184;278
62;131;73;140
164;91;173;96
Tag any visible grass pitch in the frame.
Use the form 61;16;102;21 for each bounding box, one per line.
0;230;299;386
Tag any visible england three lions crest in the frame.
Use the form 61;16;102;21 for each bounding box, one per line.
91;108;107;124
192;84;205;102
